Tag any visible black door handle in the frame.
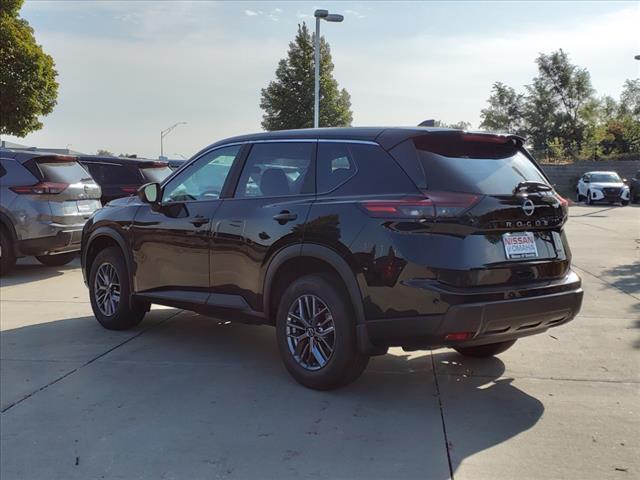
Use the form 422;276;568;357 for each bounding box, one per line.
189;216;210;227
273;211;298;223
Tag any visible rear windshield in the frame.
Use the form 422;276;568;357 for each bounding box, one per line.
590;173;620;183
83;163;142;185
140;166;172;183
37;161;92;183
394;135;549;195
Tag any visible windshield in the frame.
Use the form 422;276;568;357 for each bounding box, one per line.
38;161;93;183
141;166;172;183
416;149;548;195
590;173;621;183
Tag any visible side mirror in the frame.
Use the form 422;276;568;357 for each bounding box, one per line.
622;178;628;184
583;178;590;183
138;182;160;204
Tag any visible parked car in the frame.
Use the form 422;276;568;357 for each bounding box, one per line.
77;156;172;204
576;171;630;205
0;150;101;274
81;128;583;389
629;171;640;204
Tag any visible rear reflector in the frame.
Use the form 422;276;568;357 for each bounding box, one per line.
10;182;69;194
360;191;480;219
444;332;474;341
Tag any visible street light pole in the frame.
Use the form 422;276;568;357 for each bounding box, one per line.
313;9;344;128
160;122;186;158
314;14;321;129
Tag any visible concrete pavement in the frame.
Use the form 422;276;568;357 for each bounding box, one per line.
1;205;638;479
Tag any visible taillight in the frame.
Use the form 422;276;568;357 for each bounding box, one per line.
10;182;69;194
360;191;480;219
120;186;139;194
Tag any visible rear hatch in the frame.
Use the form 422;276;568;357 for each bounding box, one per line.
17;155;102;225
387;132;570;288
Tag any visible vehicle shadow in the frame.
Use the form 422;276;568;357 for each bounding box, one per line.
0;312;544;479
0;257;80;288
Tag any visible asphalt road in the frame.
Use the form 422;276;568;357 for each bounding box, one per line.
1;205;638;479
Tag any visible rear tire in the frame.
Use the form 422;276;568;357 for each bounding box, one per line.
276;274;369;390
89;247;145;330
576;191;584;202
36;252;76;266
453;339;517;358
621;200;629;206
0;228;16;276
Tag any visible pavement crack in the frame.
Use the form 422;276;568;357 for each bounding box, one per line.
0;310;181;414
430;350;454;479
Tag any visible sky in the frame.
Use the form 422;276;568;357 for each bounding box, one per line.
3;0;639;159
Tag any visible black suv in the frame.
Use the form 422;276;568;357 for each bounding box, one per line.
78;156;172;204
81;128;583;389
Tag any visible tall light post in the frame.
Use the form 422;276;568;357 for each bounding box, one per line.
314;9;344;128
160;122;186;158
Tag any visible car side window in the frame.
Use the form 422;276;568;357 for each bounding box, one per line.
234;143;313;198
0;161;6;178
163;145;241;203
317;143;357;193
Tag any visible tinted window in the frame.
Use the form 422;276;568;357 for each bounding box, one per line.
163;145;240;203
235;143;313;198
140;166;172;183
0;161;6;178
84;163;141;185
38;161;92;183
317;143;357;193
590;173;620;183
320;143;417;196
408;136;548;195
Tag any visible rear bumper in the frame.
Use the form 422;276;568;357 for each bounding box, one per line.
363;270;583;350
17;228;83;256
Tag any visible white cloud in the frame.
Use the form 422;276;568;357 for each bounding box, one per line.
244;9;259;17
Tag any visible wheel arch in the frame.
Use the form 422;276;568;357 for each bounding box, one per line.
263;244;365;326
84;227;133;287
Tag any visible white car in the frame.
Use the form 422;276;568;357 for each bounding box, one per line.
576;171;630;206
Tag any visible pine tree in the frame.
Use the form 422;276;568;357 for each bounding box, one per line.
260;23;352;130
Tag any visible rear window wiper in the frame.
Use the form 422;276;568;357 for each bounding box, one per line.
513;181;552;194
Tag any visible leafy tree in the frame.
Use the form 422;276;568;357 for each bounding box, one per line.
97;149;114;156
525;49;594;156
260;23;352;130
433;120;471;130
619;78;640;119
0;0;58;137
479;82;526;136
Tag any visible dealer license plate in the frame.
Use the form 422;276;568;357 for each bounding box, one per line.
502;232;538;260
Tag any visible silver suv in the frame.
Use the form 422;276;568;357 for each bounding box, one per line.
0;150;101;274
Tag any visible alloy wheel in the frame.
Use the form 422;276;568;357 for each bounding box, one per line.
94;262;121;316
286;294;336;371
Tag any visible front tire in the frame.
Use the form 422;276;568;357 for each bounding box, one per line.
586;190;593;205
453;339;517;358
89;247;145;330
36;252;76;266
0;228;16;275
276;274;369;390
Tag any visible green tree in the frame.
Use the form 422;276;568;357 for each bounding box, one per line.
434;120;471;130
479;82;526;136
260;23;352;130
619;78;640;119
97;149;114;156
524;49;594;156
0;0;58;137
